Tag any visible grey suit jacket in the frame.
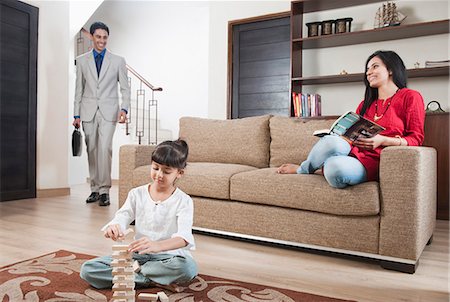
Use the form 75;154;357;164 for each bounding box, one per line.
74;50;131;122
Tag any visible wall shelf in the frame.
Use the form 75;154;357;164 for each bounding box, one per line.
293;20;450;49
292;66;449;85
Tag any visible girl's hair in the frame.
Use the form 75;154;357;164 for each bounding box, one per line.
360;50;408;116
151;139;189;169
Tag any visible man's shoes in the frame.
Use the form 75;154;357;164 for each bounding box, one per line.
86;192;100;203
99;193;110;206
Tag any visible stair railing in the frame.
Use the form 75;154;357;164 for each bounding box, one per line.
76;28;162;145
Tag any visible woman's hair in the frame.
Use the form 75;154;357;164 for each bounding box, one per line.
360;50;408;116
151;139;189;169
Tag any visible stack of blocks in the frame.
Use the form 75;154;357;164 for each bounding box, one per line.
110;228;137;302
111;244;136;302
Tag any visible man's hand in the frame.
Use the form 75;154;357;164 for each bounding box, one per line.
128;237;162;254
118;110;127;124
72;118;81;129
104;224;123;241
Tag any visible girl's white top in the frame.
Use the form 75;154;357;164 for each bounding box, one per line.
102;184;195;257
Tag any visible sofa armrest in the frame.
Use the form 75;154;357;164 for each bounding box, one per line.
379;146;437;261
119;144;156;208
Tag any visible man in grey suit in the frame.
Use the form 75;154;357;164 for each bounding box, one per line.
73;22;130;206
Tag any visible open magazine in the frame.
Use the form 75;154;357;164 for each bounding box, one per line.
313;111;385;142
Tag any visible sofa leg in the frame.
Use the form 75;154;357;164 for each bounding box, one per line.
380;260;418;274
427;235;433;245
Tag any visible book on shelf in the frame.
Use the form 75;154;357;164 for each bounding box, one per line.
292;92;321;117
313;111;385;142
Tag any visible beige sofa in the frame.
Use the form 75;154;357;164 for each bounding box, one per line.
119;115;436;273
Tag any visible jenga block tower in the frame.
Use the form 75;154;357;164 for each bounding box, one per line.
111;244;135;302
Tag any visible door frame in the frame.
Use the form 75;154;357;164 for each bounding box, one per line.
227;11;290;119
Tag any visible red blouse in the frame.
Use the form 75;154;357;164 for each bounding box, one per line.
350;88;425;181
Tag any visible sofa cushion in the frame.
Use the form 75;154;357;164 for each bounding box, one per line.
179;115;271;168
230;168;380;216
133;165;152;188
176;162;257;199
269;116;335;167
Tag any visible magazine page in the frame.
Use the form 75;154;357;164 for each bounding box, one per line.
330;112;384;141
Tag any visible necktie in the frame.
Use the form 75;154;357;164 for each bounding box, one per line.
95;54;102;77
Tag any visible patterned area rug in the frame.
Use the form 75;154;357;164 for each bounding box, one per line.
0;250;353;301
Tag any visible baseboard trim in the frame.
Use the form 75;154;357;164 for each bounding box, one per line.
37;187;71;198
192;227;417;266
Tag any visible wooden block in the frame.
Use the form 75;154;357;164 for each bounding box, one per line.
112;244;129;251
133;260;141;273
113;275;134;283
111;259;133;267
113;290;135;298
113;282;135;290
157;291;169;302
112;251;132;259
112;267;135;275
117;228;134;242
137;293;158;301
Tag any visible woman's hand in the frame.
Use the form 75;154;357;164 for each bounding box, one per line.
277;163;299;174
128;237;162;254
104;224;123;241
353;134;386;150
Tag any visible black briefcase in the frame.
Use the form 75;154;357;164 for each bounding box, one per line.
72;127;82;156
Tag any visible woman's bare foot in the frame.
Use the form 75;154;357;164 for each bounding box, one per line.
276;163;299;174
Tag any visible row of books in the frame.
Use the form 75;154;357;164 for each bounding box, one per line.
292;92;322;117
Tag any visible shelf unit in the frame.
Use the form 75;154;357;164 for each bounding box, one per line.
290;0;450;114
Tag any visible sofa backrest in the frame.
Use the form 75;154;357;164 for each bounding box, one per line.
179;115;271;168
269;116;335;167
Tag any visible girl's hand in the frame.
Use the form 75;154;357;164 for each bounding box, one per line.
128;237;162;254
353;134;385;150
104;224;123;241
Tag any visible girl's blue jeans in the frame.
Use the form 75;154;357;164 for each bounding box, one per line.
80;253;197;289
297;135;367;188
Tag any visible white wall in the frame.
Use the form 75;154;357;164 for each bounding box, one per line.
21;0;71;190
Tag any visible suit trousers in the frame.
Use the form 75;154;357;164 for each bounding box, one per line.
82;109;116;195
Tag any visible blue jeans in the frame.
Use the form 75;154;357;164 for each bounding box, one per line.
297;135;367;188
80;253;197;289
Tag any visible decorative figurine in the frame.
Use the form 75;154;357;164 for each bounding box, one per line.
335;18;353;34
414;62;420;68
374;1;407;28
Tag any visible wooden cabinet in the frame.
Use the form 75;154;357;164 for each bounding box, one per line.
290;0;449;115
424;112;449;220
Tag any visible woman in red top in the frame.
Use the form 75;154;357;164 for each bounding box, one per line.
277;50;425;188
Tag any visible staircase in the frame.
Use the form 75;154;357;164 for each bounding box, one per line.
76;28;172;145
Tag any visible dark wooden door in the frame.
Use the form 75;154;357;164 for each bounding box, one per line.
0;0;38;201
231;15;290;118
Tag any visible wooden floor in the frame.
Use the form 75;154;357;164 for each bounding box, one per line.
0;183;448;302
